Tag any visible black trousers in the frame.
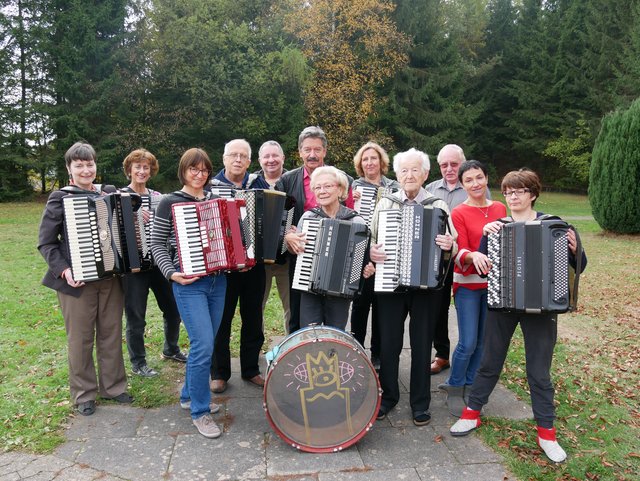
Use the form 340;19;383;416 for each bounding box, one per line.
468;310;558;428
349;276;380;358
287;253;301;333
211;264;266;381
432;268;453;360
377;289;438;414
122;267;182;368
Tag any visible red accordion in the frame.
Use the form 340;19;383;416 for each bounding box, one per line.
172;198;256;277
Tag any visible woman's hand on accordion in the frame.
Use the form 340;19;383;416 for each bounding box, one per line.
62;268;84;288
352;189;362;201
363;262;376;279
435;234;454;252
567;229;578;255
469;251;492;276
285;230;306;255
170;272;200;285
369;243;386;263
482;221;503;236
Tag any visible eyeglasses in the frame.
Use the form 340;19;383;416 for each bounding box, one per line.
502;188;531;197
398;167;423;176
188;167;211;177
225;152;249;161
312;183;337;193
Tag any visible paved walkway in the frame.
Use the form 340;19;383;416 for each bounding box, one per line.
0;309;533;481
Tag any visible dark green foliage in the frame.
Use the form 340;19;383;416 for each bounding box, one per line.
589;98;640;234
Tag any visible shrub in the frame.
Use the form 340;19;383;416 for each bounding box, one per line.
589;99;640;234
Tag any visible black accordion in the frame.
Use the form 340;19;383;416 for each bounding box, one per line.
136;194;163;271
63;192;143;282
292;218;370;298
234;189;287;264
487;219;577;313
374;203;448;292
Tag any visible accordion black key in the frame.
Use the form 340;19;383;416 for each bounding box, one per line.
374;204;448;292
62;192;143;282
487;219;574;313
172;198;255;277
292;218;370;299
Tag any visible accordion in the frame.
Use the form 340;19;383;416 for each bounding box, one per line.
234;189;287;264
487;219;578;313
135;194;163;271
292;218;370;298
172;198;255;277
353;185;398;227
63;192;143;282
374;203;448;292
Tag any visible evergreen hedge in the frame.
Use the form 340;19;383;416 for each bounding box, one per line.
589;99;640;234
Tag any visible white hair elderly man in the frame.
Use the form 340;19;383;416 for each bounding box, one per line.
368;148;458;426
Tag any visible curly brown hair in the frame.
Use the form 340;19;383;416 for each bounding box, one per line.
122;149;159;179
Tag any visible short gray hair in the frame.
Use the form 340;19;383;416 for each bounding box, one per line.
298;126;327;150
224;139;252;159
258;140;284;158
437;144;466;164
310;166;349;202
393;148;430;174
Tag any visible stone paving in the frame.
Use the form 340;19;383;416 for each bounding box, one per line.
0;310;534;481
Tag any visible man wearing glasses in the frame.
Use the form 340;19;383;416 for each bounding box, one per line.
276;126;354;333
425;145;491;376
209;139;270;394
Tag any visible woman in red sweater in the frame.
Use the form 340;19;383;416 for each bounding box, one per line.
440;160;506;416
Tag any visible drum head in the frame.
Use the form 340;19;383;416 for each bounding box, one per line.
264;328;381;452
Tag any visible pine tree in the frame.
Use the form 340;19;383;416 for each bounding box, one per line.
589;98;640;234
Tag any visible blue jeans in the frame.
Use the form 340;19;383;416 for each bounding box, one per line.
448;287;487;387
173;275;226;419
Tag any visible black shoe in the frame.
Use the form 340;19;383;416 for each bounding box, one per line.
76;400;96;416
376;407;388;420
131;364;158;377
413;411;432;426
162;351;188;363
104;392;134;404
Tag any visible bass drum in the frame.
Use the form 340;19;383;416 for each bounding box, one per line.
263;326;381;453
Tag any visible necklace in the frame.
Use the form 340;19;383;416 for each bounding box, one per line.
471;204;489;217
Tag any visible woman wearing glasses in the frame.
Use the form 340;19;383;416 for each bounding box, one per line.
284;166;367;330
450;169;586;464
440;160;506;417
150;148;227;439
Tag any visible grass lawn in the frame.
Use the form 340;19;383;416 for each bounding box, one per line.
1;195;638;481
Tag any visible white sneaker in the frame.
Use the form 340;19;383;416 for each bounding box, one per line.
450;417;481;436
193;414;222;438
180;400;221;414
538;438;567;463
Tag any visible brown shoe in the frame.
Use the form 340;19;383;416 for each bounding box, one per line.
243;374;265;388
430;357;450;375
210;379;227;393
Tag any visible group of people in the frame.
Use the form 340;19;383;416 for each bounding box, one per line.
38;126;585;463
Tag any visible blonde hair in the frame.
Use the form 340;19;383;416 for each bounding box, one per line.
353;142;390;178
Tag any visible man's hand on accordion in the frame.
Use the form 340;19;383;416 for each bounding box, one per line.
435;234;454;252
